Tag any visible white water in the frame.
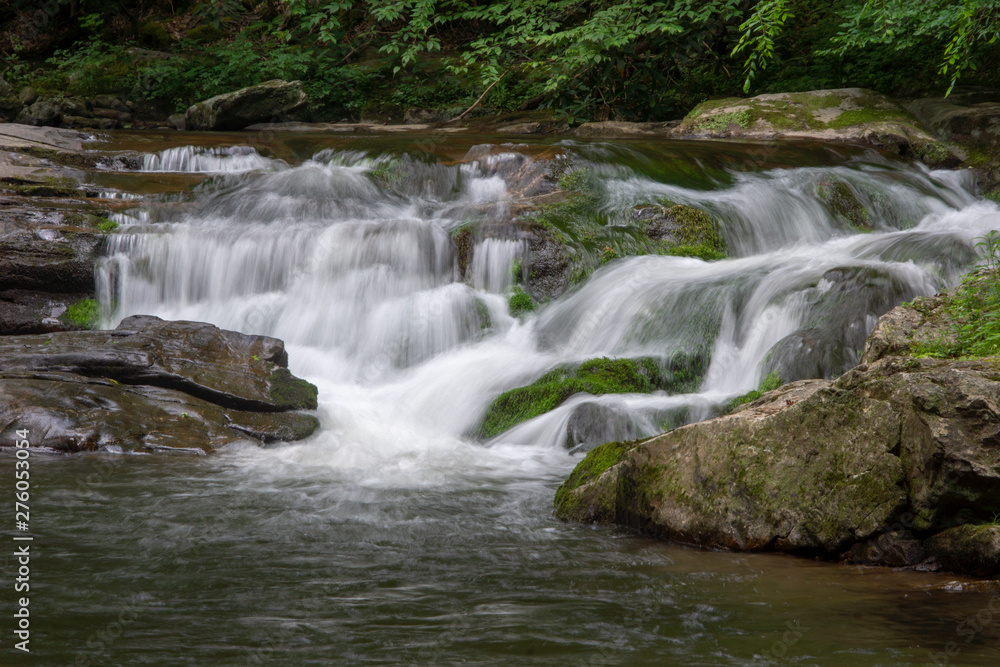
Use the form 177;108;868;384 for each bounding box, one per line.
97;143;1000;481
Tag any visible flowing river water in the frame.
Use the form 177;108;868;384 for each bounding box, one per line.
6;135;1000;665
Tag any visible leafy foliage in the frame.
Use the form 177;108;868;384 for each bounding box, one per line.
911;231;1000;359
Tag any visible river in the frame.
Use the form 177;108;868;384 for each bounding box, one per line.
6;133;1000;665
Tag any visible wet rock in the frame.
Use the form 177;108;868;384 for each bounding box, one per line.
525;228;571;300
924;525;1000;577
906;96;1000;154
15;98;63;127
842;530;927;568
765;266;919;382
404;108;448;124
555;294;1000;576
573;121;676;138
184;79;309;131
564;402;639;454
0;289;77;335
0;221;100;293
18;87;38;106
0;315;319;454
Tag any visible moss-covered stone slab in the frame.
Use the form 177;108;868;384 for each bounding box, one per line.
672;88;958;167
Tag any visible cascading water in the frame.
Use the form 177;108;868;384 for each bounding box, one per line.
97;142;1000;456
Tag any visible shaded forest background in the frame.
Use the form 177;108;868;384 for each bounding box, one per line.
1;0;999;123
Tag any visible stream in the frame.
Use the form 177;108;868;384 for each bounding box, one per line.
6;134;1000;665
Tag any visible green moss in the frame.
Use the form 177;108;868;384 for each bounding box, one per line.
554;439;632;512
508;285;535;316
267;368;319;410
479;357;663;438
61;298;99;329
2;176;81;198
139;21;173;49
369;160;400;188
816;179;872;231
827;107;907;129
695;109;751;132
983;191;1000;205
557;167;594;192
97;218;119;233
724;371;783;413
186;25;224;44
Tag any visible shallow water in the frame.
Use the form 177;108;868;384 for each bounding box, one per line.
6;135;1000;665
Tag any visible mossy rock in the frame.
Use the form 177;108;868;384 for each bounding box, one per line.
59;298;99;330
630;203;727;260
554;440;638;519
815;178;872;231
187;25;224;44
267;367;319;411
673;88;958;166
479;355;706;439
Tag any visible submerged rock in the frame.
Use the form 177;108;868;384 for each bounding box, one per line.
0;315;319;454
555;297;1000;577
184;79;309;131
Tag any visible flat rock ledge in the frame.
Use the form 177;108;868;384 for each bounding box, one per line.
556;298;1000;578
0;315;319;454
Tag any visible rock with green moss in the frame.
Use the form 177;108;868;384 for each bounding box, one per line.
630;203;727;260
480;357;661;438
556;299;1000;576
480;356;696;440
673;88;959;167
815;178;872;231
0;315;319;454
60;297;99;329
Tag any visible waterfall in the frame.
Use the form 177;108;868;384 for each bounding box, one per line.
96;142;1000;466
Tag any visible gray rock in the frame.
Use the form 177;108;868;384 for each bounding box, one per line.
403;108;448;124
924;525;1000;577
0;315;320;454
15;98;63;127
564;402;639;454
184;79;309;131
18;87;38;106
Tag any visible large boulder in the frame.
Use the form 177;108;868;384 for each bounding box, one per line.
15;98;63;127
906;93;1000;154
672;88;959;167
556;296;1000;577
184;79;309;131
0;315;319;454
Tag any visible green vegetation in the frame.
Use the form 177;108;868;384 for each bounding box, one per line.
480;354;708;438
62;298;99;329
97;218;119;233
2;1;998;123
480;357;663;438
909;231;1000;359
507;285;535;317
724;371;783;413
554;439;633;511
268;368;319;410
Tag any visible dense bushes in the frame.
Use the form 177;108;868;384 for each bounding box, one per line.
1;0;998;122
